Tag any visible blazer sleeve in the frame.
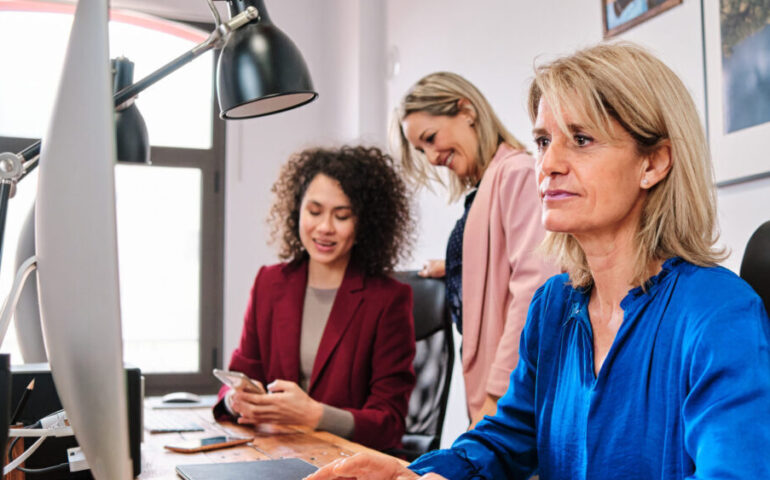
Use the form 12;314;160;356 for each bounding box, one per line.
214;266;269;421
487;159;555;397
347;282;416;450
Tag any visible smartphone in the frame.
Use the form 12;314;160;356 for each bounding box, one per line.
164;435;252;453
212;368;266;394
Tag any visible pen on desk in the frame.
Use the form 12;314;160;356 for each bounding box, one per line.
11;379;35;425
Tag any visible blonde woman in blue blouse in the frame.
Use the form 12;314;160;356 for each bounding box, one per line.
306;42;770;480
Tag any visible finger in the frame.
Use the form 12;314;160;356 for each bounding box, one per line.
330;453;391;476
267;379;295;393
236;390;276;405
240;402;280;416
304;459;348;480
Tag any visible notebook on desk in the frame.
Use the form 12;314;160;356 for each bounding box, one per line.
175;458;318;479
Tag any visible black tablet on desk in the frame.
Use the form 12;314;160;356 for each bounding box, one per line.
176;458;318;479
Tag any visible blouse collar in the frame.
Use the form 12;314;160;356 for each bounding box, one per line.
567;257;685;322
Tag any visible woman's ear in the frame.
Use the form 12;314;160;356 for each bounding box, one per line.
640;141;672;189
457;98;477;125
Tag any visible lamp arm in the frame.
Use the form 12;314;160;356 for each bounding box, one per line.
0;5;259;271
17;5;259;182
0;255;37;346
0;183;11;266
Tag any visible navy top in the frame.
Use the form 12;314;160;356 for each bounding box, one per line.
410;258;770;479
445;188;477;334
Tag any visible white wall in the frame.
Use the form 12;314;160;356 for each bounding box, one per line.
223;0;770;449
223;0;388;361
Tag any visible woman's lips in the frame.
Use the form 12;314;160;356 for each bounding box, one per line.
313;239;336;252
543;189;577;200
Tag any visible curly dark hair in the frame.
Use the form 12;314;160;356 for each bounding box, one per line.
268;145;414;276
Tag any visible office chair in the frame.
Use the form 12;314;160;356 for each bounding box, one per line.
740;220;770;315
391;271;454;461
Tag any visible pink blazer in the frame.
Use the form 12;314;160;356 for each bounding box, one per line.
461;143;558;420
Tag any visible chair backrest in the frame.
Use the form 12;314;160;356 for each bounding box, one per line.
392;271;454;459
740;220;770;315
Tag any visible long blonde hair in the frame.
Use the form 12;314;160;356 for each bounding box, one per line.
392;72;526;202
528;42;725;288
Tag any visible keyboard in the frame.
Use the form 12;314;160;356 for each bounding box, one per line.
144;409;205;433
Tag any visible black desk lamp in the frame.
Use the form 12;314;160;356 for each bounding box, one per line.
0;0;318;270
113;56;151;165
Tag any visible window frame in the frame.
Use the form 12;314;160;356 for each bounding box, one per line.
0;17;226;396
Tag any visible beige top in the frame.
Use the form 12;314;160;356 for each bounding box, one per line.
225;285;355;438
300;285;355;438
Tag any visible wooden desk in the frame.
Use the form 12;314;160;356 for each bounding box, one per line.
140;403;404;479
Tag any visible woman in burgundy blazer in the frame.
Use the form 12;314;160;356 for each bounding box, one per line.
215;146;416;451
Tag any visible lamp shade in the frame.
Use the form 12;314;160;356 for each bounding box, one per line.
113;57;150;164
217;0;318;119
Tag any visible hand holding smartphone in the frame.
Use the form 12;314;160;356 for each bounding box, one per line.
164;435;251;453
213;368;266;394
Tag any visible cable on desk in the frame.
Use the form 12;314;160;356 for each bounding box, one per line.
7;432;70;474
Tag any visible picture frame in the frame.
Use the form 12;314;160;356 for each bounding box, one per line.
703;0;770;185
602;0;683;37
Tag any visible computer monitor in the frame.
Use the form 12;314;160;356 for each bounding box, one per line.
32;1;132;478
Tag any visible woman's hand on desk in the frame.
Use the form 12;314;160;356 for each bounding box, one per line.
231;379;323;428
305;453;441;480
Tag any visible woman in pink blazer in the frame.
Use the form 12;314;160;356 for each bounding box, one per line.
394;72;558;426
214;146;416;450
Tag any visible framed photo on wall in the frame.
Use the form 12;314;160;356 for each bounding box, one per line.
603;0;683;37
704;0;770;185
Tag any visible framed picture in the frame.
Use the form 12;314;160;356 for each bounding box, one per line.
704;0;770;185
603;0;683;37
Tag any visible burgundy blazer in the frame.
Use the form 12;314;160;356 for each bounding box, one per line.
215;259;416;450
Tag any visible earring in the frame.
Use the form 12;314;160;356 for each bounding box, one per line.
642;178;650;187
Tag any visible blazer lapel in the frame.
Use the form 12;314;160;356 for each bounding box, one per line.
461;146;512;369
309;263;364;393
272;260;308;383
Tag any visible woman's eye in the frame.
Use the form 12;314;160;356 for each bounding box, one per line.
534;136;550;150
574;134;592;146
308;209;321;216
425;133;436;144
336;215;351;221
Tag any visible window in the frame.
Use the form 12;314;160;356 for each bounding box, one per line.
0;3;225;394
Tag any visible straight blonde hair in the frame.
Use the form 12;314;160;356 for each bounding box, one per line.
528;42;725;288
392;72;526;202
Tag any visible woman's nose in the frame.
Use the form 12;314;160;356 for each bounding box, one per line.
424;146;440;166
317;214;335;232
538;142;568;177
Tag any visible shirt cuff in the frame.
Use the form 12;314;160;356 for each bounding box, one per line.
316;404;354;439
223;389;239;417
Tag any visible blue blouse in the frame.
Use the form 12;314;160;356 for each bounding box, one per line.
410;258;770;479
